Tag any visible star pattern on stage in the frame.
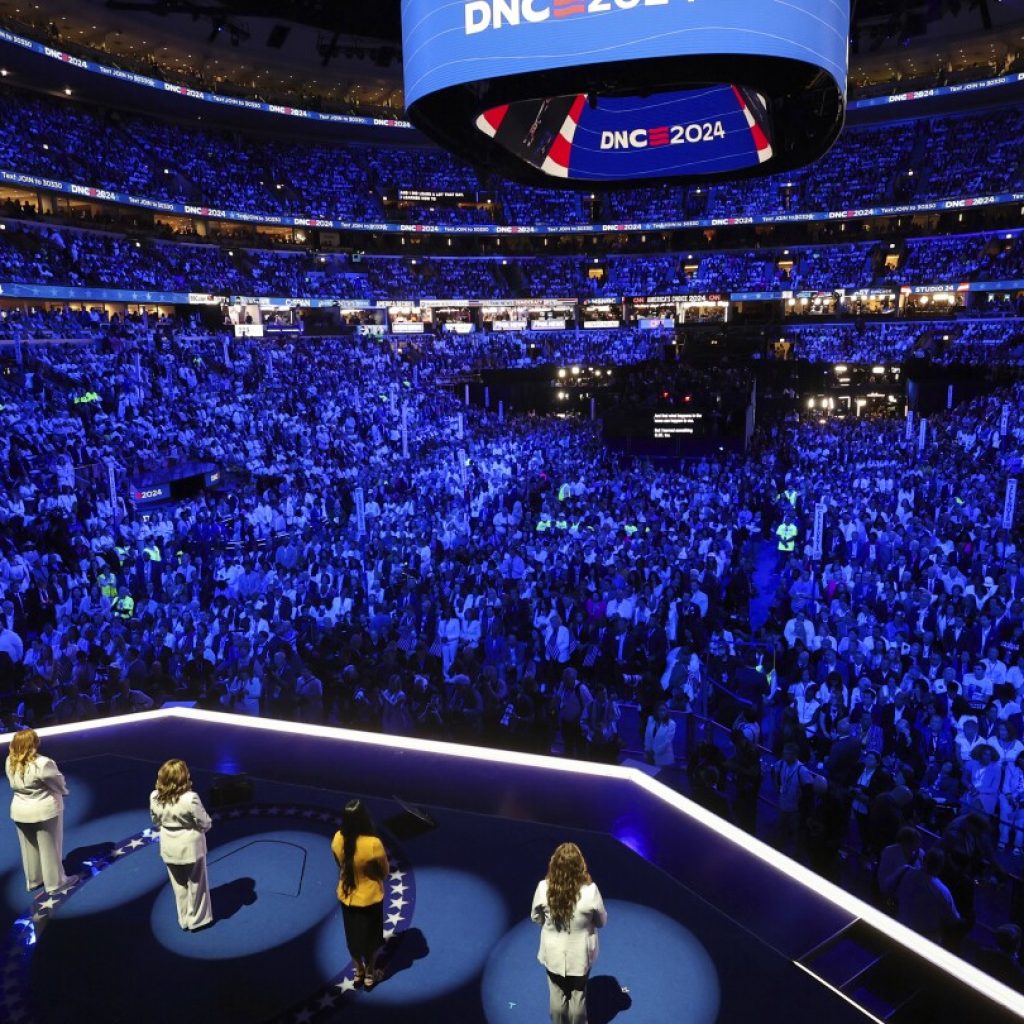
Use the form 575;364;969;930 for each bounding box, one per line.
0;802;416;1024
270;844;415;1023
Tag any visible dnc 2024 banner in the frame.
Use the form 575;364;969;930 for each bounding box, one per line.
402;0;849;183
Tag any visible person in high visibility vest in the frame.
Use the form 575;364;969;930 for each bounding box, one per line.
98;571;118;600
776;512;798;564
113;586;135;620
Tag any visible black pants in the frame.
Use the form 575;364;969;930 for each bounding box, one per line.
341;900;384;961
561;718;584;759
546;970;588;1024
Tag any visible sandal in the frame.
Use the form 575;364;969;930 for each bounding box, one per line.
363;969;384;990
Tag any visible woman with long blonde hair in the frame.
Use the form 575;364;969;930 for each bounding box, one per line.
6;729;78;894
150;759;213;931
531;842;607;1024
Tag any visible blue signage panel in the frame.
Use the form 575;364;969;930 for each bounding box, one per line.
2;168;1023;237
480;85;771;181
403;0;848;108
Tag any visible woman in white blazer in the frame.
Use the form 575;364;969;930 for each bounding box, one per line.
644;702;677;768
6;729;79;894
531;843;607;1024
150;759;213;931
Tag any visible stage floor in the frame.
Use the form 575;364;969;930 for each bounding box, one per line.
0;712;1017;1024
0;749;870;1024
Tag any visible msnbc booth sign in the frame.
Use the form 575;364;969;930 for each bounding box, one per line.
402;0;850;185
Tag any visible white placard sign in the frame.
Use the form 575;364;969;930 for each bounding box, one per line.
812;502;826;560
1004;478;1018;530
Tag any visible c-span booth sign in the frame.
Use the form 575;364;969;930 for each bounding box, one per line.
401;0;849;187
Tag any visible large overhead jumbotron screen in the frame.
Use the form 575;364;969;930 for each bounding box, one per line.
401;0;850;187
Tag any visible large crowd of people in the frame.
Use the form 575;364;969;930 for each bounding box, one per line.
2;46;1024;994
786;320;1024;365
2;219;1024;305
0;294;1022;984
2;83;1024;228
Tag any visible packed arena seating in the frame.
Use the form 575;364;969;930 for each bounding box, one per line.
797;245;875;291
365;257;509;300
3;218;1024;304
1;320;1024;949
597;256;687;298
0;307;109;341
785;320;1024;364
802;123;919;212
4;46;1024;983
3;84;1024;228
368;146;485;195
899;236;990;283
605;186;686;223
423;328;667;370
689;252;792;292
918;107;1024;201
501;184;584;226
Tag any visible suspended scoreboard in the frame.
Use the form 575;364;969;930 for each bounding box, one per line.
402;0;850;186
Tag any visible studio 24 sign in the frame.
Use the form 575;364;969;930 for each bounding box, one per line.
464;0;672;34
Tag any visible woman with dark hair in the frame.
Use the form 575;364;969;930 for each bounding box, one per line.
150;759;213;931
531;842;607;1024
331;799;390;989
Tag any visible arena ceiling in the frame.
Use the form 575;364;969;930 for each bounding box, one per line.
3;0;1024;118
99;0;1014;47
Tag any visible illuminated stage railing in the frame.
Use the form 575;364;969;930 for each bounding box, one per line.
3;708;1022;1022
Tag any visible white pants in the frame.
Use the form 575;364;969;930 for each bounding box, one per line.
14;814;69;894
546;971;588;1024
998;796;1024;846
165;857;213;930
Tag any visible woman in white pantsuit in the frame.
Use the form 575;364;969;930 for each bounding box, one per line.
150;759;213;931
532;843;608;1024
6;729;79;894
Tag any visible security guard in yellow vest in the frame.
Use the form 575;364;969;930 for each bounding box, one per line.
776;512;798;556
99;570;118;600
113;586;135;619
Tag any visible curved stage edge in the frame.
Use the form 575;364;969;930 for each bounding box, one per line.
0;709;1020;1024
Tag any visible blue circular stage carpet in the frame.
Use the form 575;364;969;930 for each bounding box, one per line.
0;754;871;1023
482;900;720;1024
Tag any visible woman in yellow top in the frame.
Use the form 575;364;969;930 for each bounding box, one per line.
331;799;390;989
